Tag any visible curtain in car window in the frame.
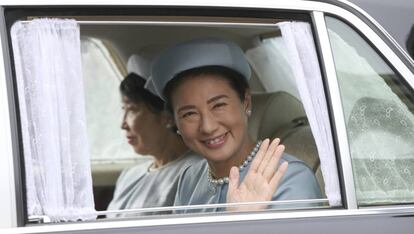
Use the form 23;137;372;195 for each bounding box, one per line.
246;37;300;99
278;22;341;206
11;19;96;221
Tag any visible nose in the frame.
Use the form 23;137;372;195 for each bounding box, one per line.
121;113;128;130
199;111;219;135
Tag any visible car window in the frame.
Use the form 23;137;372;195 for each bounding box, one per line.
326;16;414;206
9;12;337;224
87;21;333;217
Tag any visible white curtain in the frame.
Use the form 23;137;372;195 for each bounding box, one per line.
278;22;341;206
246;37;300;99
11;19;96;221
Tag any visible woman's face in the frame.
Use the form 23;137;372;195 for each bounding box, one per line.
171;74;251;163
121;97;167;155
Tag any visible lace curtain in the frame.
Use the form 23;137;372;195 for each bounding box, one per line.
278;22;341;206
348;98;414;204
246;37;300;100
327;18;414;205
11;19;96;221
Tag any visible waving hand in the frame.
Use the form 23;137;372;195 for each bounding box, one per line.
226;138;289;211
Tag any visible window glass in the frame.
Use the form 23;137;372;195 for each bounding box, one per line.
326;16;414;206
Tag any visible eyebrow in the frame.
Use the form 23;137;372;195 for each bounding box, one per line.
177;94;229;113
177;105;196;113
207;94;229;104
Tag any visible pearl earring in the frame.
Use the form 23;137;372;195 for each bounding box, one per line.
176;130;181;135
246;109;252;116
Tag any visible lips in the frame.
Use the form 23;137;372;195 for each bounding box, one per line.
203;132;228;149
126;136;136;144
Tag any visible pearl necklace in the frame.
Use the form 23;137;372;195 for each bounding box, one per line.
207;140;262;186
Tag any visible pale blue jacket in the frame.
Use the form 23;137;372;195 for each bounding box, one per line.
174;153;322;213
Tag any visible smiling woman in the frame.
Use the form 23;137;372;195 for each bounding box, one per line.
4;1;414;232
152;38;322;212
166;67;252;166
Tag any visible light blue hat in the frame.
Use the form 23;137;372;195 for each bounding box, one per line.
151;38;251;100
126;54;160;97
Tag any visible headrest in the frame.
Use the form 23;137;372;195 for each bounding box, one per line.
152;38;251;100
248;91;306;141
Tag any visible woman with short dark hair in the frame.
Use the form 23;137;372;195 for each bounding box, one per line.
107;73;200;216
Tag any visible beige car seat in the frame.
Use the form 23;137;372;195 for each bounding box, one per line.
249;91;326;196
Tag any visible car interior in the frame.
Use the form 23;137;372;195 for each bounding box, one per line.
79;17;325;213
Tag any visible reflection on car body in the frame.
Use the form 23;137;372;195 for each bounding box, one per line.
1;0;414;233
348;0;414;59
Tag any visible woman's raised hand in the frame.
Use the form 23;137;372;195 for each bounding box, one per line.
226;138;289;211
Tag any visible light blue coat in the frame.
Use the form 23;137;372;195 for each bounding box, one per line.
107;151;201;217
174;153;322;213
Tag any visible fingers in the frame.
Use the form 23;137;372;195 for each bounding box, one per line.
228;166;240;199
263;144;285;180
257;138;280;174
249;138;270;173
269;161;289;192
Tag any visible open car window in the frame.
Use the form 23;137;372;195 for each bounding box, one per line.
9;12;339;224
86;20;335;217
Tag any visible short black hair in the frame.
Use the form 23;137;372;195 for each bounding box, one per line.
163;66;249;113
120;73;164;113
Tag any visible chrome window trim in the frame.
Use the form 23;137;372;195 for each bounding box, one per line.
98;199;330;217
311;11;357;209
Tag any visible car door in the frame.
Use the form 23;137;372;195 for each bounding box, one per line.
0;1;414;233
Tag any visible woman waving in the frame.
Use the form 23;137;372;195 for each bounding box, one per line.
152;38;322;212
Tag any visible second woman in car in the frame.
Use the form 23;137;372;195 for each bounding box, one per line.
107;73;201;216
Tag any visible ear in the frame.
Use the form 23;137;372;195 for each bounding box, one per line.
244;89;252;112
160;111;174;126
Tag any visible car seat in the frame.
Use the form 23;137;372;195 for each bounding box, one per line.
249;91;326;196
